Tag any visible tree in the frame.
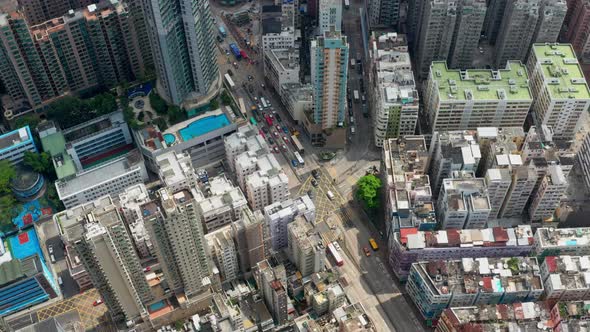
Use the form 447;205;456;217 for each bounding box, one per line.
355;174;382;210
220;91;232;105
149;93;168;115
23;151;53;174
13;115;40;131
167;106;186;125
0;160;15;194
47;93;117;128
0;195;17;232
209;99;219;110
88;93;117;116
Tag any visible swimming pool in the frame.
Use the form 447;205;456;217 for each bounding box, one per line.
163;133;176;145
148;300;167;312
179;114;230;141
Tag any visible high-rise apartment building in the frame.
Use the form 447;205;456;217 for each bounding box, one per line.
436;172;491;229
16;0;95;25
60;196;153;323
142;188;212;301
310;28;348;130
287;216;325;277
527;43;590;140
143;0;219;105
205;226;239;284
528;164;568;222
255;260;288;325
494;0;540;67
318;0;342;34
194;175;247;233
0;1;151;118
534;227;590;258
264;195;316;250
447;0;487;69
232;208;268;274
415;0;457;79
424;61;533;132
489;0;565;67
368;0;400;28
369;32;419;147
428;130;481;198
561;0;590;63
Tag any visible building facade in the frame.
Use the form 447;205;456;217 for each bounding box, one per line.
287;216;325;277
561;0;590;64
264;195;315;251
142;0;219;105
0;126;37;165
310;29;349;130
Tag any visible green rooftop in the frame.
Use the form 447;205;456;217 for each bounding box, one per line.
40;132;76;180
430;61;533;102
531;43;590;100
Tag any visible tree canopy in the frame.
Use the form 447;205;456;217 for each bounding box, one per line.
355;174;382;210
0;160;16;194
23;151;53;175
149;93;167;115
13;115;40;131
0;195;17;232
47;93;117;129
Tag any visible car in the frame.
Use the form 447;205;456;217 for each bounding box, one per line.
261;83;266;89
58;276;63;286
333;242;341;251
282;136;289;143
225;50;230;56
307;189;314;199
311;179;318;187
275;114;282;122
268;113;274;119
282;125;289;134
311;169;320;179
273;146;279;153
50;254;56;263
144;266;151;272
292;160;299;167
48;245;54;254
254;96;258;102
259;129;266;138
233;62;238;69
248;75;253;81
93;299;103;306
326;190;335;200
363;247;371;257
273;131;279;137
281;144;287;151
262;126;269;134
268;137;275;145
276;125;282;131
216;36;223;42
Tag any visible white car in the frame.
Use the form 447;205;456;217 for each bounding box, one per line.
333;242;341;251
48;245;54;254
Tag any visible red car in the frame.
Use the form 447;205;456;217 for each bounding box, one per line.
363;247;371;257
259;129;266;138
282;136;289;143
273;131;279;137
93;299;103;306
273;146;279;153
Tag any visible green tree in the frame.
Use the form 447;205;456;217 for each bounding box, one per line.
47;96;88;128
167;106;186;125
355;174;382;210
220;91;232;105
13;115;40;131
23;151;53;174
149;93;168;115
153;117;168;131
0;160;16;194
88;93;117;116
209;99;219;110
0;195;17;232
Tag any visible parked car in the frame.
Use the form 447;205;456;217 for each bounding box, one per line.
273;146;280;153
333;242;341;251
50;254;56;263
312;169;320;179
363;247;371;257
93;299;103;306
48;245;54;254
281;144;287;151
311;179;318;187
292;160;299;167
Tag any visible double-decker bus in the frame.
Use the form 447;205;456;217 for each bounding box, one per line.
327;243;343;266
294;151;304;166
291;135;304;154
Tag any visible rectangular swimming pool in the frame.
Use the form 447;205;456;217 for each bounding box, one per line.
179;114;230;141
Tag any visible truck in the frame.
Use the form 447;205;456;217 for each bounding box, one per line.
218;26;227;38
229;43;241;59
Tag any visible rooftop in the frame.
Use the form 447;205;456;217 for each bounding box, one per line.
531;43;590;100
535;227;590;249
430;61;532;102
267;48;300;71
55;149;143;197
397;225;534;251
543;256;590;291
436;130;482;167
39;129;77;180
442;302;553;330
415;257;543;296
441;177;490;211
0;126;32;152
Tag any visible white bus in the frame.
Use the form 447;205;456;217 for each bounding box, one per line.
291;135;304;153
224;74;235;89
353;90;360;102
237;98;247;117
261;97;269;109
294;151;304;165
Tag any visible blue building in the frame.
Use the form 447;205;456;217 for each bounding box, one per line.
0;126;37;165
0;229;59;316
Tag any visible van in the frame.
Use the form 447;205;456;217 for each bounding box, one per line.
327;191;335;200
